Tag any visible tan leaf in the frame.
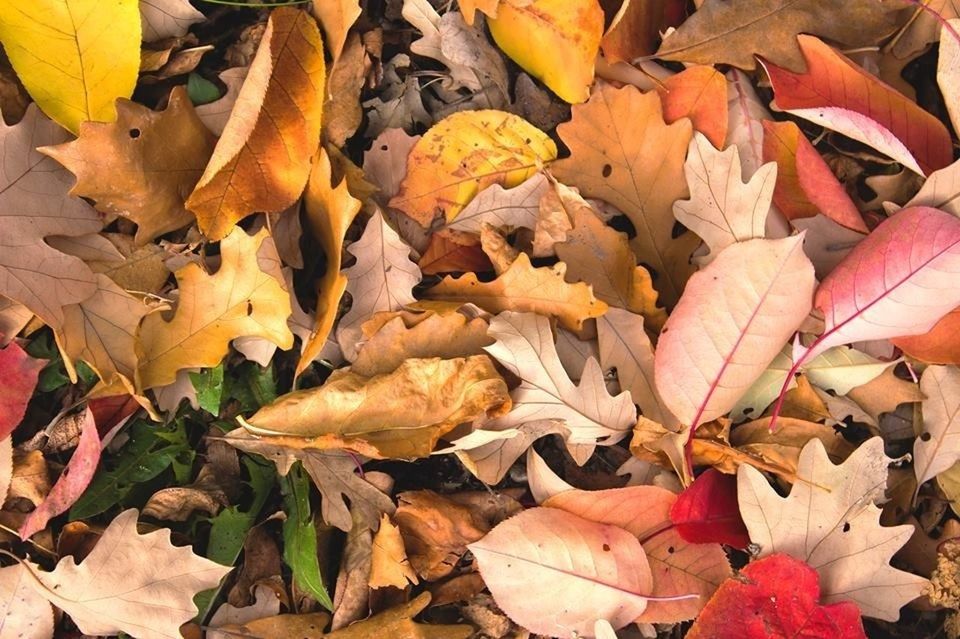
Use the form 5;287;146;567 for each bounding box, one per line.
195;67;248;136
25;509;230;639
0;296;32;345
446;172;549;234
239;356;510;460
136;227;293;391
41;87;215;245
369;514;418;589
846;366;925;423
0;563;54;639
186;8;325;240
389;110;557;226
552;84;695;308
419;228;493;275
738;437;929;621
425;253;606;332
395;490;489;580
139;0;205;41
323;33;367;147
363;128;420;201
915;365;960;489
311;0;361;61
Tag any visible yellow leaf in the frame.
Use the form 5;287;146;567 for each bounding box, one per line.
389;110;557;226
186;8;326;240
311;0;361;61
460;0;502;24
369;514;419;589
0;0;140;134
424;252;607;332
487;0;603;104
297;147;362;376
136;227;294;391
240;356;511;460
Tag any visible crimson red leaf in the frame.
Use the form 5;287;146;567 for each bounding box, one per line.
669;469;750;548
0;342;45;440
20;407;101;540
687;554;867;639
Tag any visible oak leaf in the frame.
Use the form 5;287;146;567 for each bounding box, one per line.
0;0;139;134
369;514;418;589
186;8;326;240
395;490;489;580
420;229;492;275
389;110;557;226
41;87;216;245
425;253;606;332
939;19;960;139
0;564;54;639
136;227;294;391
140;0;205;41
239;356;510;460
915;365;960;489
446;172;549;234
738;437;929;620
656;65;728;149
552;84;695;308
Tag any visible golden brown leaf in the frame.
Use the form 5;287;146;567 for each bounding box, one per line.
424;253;607;332
186;8;325;240
552;84;695;308
136;227;293;391
846;367;925;423
369;514;418;589
240;356;510;460
311;0;362;61
419;229;492;275
395;491;489;580
323;33;367;147
41;87;215;245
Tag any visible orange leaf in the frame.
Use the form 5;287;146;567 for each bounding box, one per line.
656;65;727;149
186;8;325;240
894;307;960;365
419;229;492;275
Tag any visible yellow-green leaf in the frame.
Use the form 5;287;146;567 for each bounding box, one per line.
0;0;140;134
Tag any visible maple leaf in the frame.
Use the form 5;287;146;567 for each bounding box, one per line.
552;84;694;308
738;437;929;620
186;8;326;240
136;227;294;391
41;87;216;245
656;65;728;150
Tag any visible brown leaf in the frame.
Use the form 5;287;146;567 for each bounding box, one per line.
420;229;492;275
846;367;925;423
323;32;367;147
312;0;362;62
41;87;215;245
186;8;325;240
601;0;684;62
369;513;419;589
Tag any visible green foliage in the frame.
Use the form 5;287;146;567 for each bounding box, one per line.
280;463;333;610
223;361;278;412
190;364;225;415
186;73;220;106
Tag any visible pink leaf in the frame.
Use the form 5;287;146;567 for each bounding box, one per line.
20;407;100;540
687;554;866;639
670;469;750;548
0;342;45;440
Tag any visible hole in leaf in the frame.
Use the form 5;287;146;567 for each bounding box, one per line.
246;301;254;316
921;432;932;442
129;128;141;139
602;543;610;551
667;546;675;554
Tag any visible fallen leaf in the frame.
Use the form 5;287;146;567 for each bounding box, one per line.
738;437;929;620
601;0;685;63
186;8;325;240
369;513;418;588
687;554;867;639
0;563;54;639
487;0;603;103
0;0;139;133
656;65;728;149
239;356;510;460
311;0;361;61
40;87;216;245
894;308;960;364
419;229;492;275
136;227;294;391
552;84;695;308
654;236;815;429
0;342;45;440
670;469;750;548
195;66;248;136
469;507;653;636
140;0;205;41
915;365;960;490
0;297;32;345
394;490;488;580
725;69;770;177
762;35;952;176
363;128;420;201
445;172;549;234
939;19;960;138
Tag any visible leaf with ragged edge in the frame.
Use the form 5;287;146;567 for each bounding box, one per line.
0;105;102;329
0;342;45;440
445;172;549;234
738;437;929;621
0;0;139;134
298;148;363;374
469;507;653;636
186;8;325;240
0;564;54;639
40;87;216;245
280;463;333;610
656;65;728;149
915;365;960;489
136;227;294;391
20;408;99;540
670;469;750;548
140;0;205;41
687;554;867;639
389;110;557;226
894;308;960;364
25;509;230;639
762;119;867;233
336;210;421;362
544;486;732;623
673;132;776;264
552;84;695;308
761;35;952;176
239;356;510;460
656;0;910;72
654;236;815;429
798;207;960;364
426;252;607;331
486;0;603;103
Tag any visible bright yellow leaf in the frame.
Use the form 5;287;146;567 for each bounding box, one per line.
0;0;140;134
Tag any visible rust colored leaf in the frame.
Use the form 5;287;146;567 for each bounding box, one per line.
657;65;727;149
419;229;493;275
894;308;960;364
0;341;45;440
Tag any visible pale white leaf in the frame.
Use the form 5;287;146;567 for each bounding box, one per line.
446;172;549;234
938;20;960;140
0;564;53;639
139;0;205;41
916;365;960;488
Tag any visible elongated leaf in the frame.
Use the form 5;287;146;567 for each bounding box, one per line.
654;236;815;428
915;365;960;489
280;463;333;610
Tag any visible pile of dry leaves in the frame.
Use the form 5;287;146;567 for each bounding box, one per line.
5;0;960;637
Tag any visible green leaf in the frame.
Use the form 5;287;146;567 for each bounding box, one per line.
280;463;333;610
190;365;225;415
223;362;278;412
187;73;220;106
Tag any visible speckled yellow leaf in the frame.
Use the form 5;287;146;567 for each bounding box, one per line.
487;0;603;103
389;110;557;226
0;0;140;134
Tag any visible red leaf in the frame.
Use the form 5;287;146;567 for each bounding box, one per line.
669;469;750;548
687;554;867;639
20;407;101;540
0;342;45;440
657;65;728;149
88;394;141;438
